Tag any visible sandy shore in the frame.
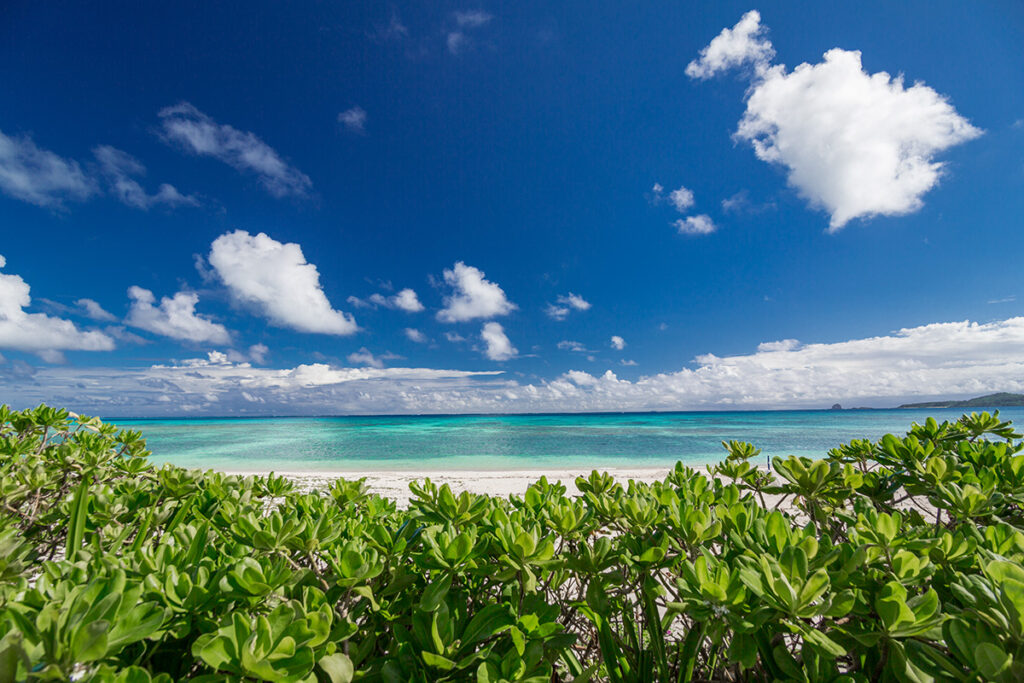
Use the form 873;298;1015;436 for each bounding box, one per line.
225;468;673;507
224;467;936;521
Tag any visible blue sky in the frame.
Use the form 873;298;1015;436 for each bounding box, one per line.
2;1;1024;415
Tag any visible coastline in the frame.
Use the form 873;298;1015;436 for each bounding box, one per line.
224;467;673;506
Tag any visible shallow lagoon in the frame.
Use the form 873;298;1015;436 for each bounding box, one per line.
116;407;1024;472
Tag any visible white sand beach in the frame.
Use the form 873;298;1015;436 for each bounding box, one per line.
228;468;673;507
248;467;937;520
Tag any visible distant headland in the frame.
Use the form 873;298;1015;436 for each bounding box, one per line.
896;392;1024;409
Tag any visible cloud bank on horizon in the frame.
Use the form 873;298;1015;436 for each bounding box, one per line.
4;316;1023;416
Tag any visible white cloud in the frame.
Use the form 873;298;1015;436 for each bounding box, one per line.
158;102;312;198
447;10;492;54
757;339;800;352
348;347;385;368
0;255;115;360
454;10;492;27
558;340;588;353
75;298;116;322
104;325;149;345
447;32;468;55
0;130;96;208
545;304;571;320
93;145;197;210
559;292;590;310
721;191;748;213
620;359;638;366
249;343;269;363
338;107;367;134
690;13;981;231
610;335;626;350
481;322;517;361
405;328;428;343
720;189;775;215
546;292;591;320
685;10;774;79
391;288;425;312
11;317;1024;415
227;343;269;364
347;295;373;309
436;262;516;322
445;331;467;343
348;288;423;312
668;186;695;212
675;214;716;235
208;230;357;335
652;182;664;194
126;286;231;344
235;342;268;362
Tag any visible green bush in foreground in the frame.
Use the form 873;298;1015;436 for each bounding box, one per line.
2;406;1024;681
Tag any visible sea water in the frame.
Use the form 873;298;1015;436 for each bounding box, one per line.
114;407;1024;472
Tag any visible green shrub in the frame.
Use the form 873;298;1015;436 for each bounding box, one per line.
2;403;1024;681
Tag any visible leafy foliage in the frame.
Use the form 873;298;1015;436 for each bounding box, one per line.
3;404;1024;681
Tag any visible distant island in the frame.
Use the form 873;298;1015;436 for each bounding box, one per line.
897;392;1024;409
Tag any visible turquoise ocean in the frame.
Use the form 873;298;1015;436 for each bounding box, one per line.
116;407;1024;473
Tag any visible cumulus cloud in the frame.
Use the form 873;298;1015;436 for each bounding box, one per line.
690;12;981;230
0;255;115;361
668;186;695;212
405;328;428;343
481;322;517;361
685;10;774;79
610;335;626;350
126;286;231;344
9;317;1024;415
338;106;367;134
545;292;591;320
391;288;425;312
158;102;312;198
0;130;96;208
93;145;198;210
651;182;695;212
351;288;424;312
436;262;516;322
208;230;357;335
76;298;117;322
674;214;716;235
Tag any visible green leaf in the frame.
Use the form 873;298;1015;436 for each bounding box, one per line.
461;604;515;646
319;653;354;683
72;619;110;662
420;573;452;612
421;651;456;670
66;478;91;562
976;642;1012;680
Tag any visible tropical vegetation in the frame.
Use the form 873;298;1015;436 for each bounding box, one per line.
2;404;1024;681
